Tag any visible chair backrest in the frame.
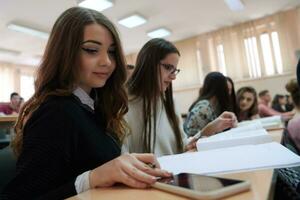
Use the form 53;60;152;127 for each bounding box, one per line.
0;146;16;192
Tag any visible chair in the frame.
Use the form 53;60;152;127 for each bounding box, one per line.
0;146;16;192
273;129;300;200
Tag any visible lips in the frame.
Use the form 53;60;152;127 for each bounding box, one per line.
93;72;110;78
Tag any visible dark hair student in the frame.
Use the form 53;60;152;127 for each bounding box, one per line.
1;7;170;200
184;72;237;136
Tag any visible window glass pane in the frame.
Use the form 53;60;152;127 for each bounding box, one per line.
216;44;227;75
271;32;283;74
244;37;261;78
260;33;274;75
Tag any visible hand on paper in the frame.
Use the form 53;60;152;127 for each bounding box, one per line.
90;153;172;189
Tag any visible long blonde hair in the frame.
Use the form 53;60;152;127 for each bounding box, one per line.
12;7;128;156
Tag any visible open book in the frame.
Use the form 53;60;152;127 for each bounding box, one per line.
196;122;273;151
238;115;283;130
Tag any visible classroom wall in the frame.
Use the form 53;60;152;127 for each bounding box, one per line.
173;72;296;114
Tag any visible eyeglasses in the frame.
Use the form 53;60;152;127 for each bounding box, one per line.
160;63;180;75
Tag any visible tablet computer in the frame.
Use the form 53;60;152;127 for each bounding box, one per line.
153;173;250;200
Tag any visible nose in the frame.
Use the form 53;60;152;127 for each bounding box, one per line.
98;51;112;67
169;73;177;80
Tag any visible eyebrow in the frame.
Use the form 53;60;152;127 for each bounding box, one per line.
82;40;116;47
82;40;102;45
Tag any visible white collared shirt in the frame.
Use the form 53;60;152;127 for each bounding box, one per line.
72;87;93;194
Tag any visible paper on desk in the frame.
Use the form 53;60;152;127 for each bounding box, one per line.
158;142;300;175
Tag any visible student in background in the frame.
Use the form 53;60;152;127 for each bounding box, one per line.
287;60;300;151
122;39;234;156
0;92;21;115
1;7;170;200
226;76;238;116
272;94;287;112
236;86;259;121
123;38;193;156
184;72;237;137
258;90;293;120
286;79;300;117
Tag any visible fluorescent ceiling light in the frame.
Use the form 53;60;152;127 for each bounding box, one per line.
224;0;245;11
147;28;171;38
118;14;147;28
79;0;113;12
7;23;49;39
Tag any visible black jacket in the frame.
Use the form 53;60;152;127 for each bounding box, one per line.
1;95;120;199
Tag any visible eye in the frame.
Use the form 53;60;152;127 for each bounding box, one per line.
81;47;98;54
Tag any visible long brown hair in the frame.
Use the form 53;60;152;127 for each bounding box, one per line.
127;38;183;153
12;7;128;156
189;72;231;113
236;86;258;121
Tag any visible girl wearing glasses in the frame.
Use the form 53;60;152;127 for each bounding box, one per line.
1;7;170;200
122;38;188;156
122;38;234;156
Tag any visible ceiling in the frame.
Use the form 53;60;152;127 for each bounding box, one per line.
0;0;299;66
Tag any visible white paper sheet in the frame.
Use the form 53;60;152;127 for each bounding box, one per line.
158;142;300;175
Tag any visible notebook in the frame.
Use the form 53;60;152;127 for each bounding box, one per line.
196;122;273;151
238;116;283;130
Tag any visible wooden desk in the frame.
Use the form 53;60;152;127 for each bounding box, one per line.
0;115;18;123
68;129;283;200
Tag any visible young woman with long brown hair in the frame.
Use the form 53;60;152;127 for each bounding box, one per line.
122;38;235;156
1;7;170;199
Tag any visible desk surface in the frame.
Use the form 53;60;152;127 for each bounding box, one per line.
0;115;18;122
68;129;283;200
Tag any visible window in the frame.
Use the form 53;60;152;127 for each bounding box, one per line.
260;33;274;75
216;44;227;75
244;37;261;78
260;31;283;76
20;75;34;100
271;32;283;74
0;67;14;102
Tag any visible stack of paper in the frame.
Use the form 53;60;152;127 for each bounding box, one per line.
196;122;272;151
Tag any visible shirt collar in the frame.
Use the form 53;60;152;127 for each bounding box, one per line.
72;87;95;110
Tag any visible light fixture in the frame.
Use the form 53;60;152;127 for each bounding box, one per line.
147;28;171;38
224;0;245;11
79;0;113;12
118;14;147;28
7;23;49;39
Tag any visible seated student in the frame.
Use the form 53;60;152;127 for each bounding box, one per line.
272;94;287;112
236;86;259;121
258;90;293;120
0;92;21;115
0;7;170;200
122;38;235;156
184;72;237;137
286;78;300;151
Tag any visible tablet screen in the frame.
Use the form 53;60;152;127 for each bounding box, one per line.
158;173;244;192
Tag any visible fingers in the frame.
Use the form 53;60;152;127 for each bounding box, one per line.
220;111;236;119
131;154;172;177
121;163;157;185
132;153;161;169
119;170;149;188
